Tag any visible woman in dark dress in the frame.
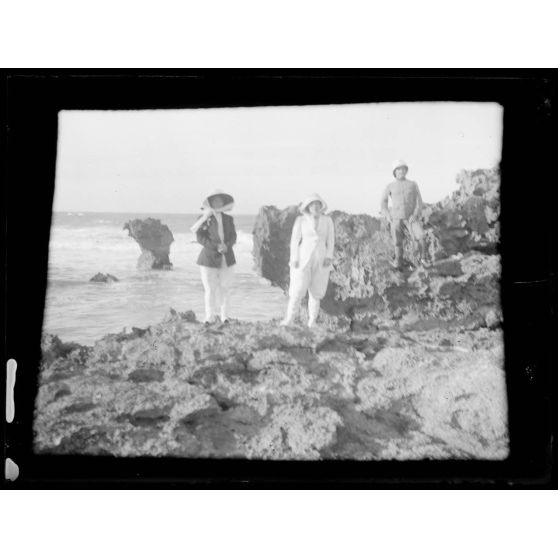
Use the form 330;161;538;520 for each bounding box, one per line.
190;190;237;324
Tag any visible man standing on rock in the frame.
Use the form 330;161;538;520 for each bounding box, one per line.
381;160;428;270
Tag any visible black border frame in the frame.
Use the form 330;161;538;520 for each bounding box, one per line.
2;70;556;488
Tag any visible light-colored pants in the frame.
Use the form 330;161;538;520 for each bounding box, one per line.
284;249;331;325
200;263;234;321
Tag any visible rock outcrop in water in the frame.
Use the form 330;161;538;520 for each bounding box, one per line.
253;168;501;331
35;310;508;460
89;273;119;283
124;218;174;270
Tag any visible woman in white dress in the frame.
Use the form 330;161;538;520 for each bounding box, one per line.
281;193;335;328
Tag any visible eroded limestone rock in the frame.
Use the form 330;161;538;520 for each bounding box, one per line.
35;312;508;460
252;168;501;331
124;218;174;270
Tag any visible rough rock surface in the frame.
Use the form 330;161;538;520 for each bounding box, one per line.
124;218;174;270
253;168;501;330
36;169;507;460
35;309;508;460
423;168;500;259
252;206;300;289
89;273;119;283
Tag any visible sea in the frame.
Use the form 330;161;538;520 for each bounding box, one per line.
43;212;287;345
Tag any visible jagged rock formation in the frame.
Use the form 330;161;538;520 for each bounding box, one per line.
253;168;501;331
35;310;508;460
423;168;500;259
252;206;299;288
35;168;507;461
123;218;174;270
89;273;119;283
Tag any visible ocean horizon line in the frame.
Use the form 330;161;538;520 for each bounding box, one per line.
53;210;259;216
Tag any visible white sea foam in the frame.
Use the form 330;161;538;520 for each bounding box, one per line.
44;221;284;343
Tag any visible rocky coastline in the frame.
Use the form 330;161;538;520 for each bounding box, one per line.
35;168;508;460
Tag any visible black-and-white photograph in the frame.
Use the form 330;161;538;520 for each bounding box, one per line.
34;101;507;460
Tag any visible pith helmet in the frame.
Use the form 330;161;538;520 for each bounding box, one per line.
392;159;409;176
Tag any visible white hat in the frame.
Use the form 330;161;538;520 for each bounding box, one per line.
201;190;235;212
299;193;328;213
392;159;408;176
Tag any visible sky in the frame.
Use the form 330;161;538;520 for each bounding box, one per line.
54;102;503;215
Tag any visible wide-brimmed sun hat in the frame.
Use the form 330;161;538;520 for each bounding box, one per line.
299;193;328;214
202;190;235;212
392;159;409;176
191;190;235;233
